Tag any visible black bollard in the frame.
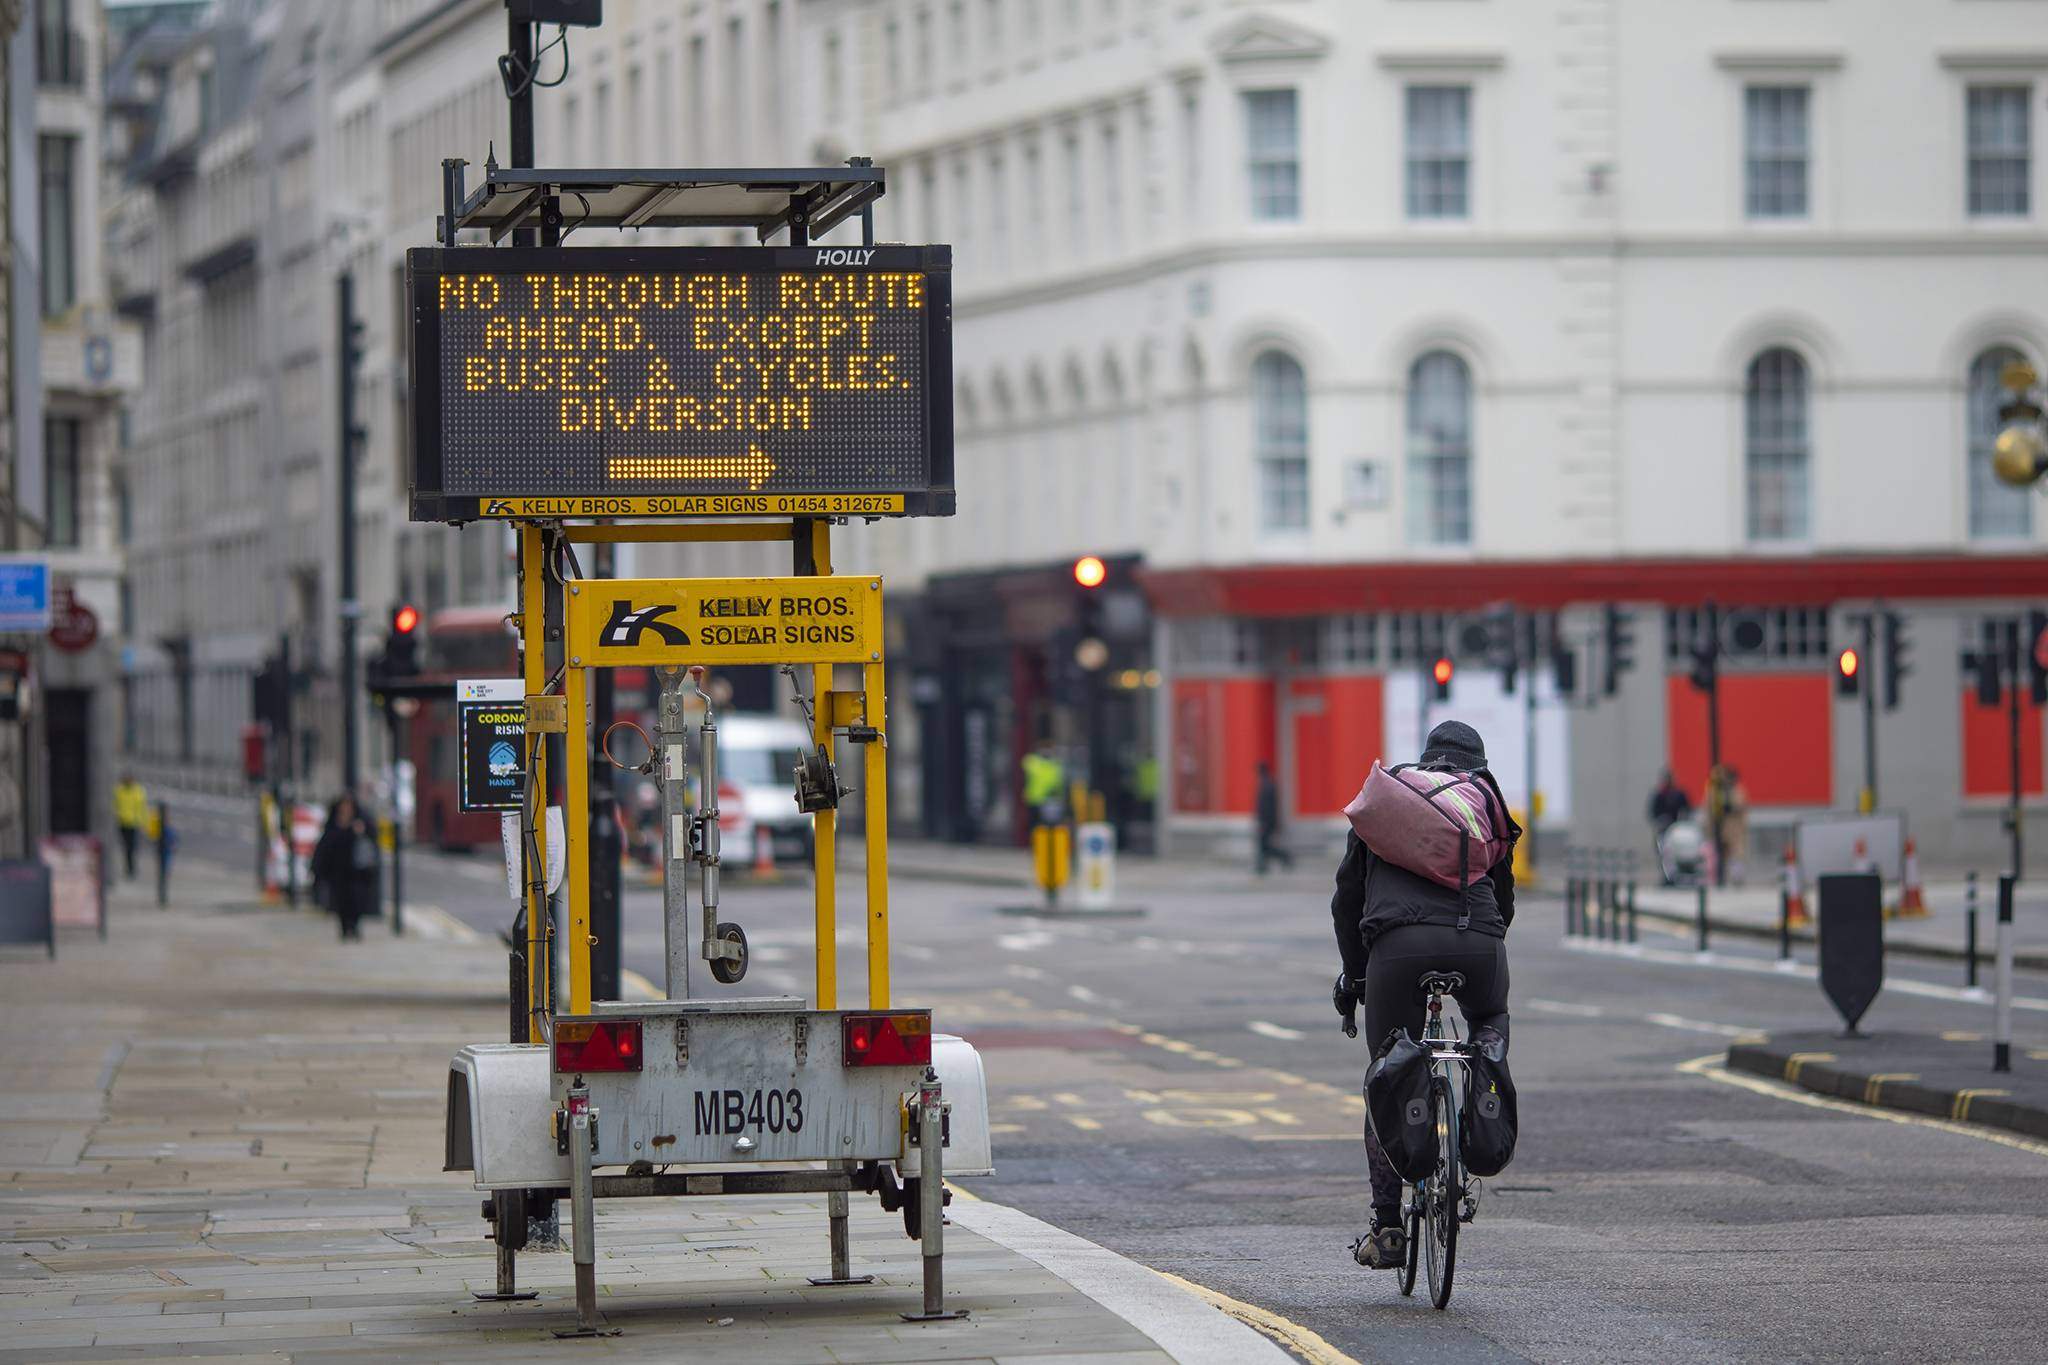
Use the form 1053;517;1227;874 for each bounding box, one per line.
1624;849;1639;944
155;803;172;908
1965;871;1979;991
1695;880;1709;954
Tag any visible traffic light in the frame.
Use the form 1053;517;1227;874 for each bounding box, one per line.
1601;605;1635;698
1688;636;1717;695
1550;622;1578;699
1431;656;1454;702
1969;620;2004;707
1881;611;1911;712
385;602;422;678
1072;555;1107;589
2030;609;2048;706
1835;646;1861;697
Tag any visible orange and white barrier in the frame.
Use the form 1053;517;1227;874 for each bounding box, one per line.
1783;844;1808;928
1898;837;1927;918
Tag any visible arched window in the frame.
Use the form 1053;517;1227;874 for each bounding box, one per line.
1406;350;1472;546
1969;346;2033;540
1251;350;1308;532
1745;347;1809;542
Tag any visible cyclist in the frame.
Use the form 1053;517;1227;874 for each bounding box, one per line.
1330;720;1519;1269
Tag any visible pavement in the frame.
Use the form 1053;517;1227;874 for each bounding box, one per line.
1726;1029;2048;1140
1630;876;2048;969
0;854;1291;1363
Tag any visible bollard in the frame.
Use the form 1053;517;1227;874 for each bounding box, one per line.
1566;848;1583;937
1624;850;1639;944
1995;875;2015;1073
1778;878;1792;961
1965;871;1980;992
155;803;172;907
1695;880;1709;954
1596;849;1614;941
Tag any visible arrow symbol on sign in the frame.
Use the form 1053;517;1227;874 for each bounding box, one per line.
608;446;777;489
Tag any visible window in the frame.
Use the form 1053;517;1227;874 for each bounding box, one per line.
1969;347;2033;539
1244;89;1299;220
1252;351;1309;533
1405;86;1470;219
919;157;939;242
985;0;1002;55
45;416;81;548
953;157;972;247
916;7;932;94
823;31;843;118
38;134;77;316
1064;130;1085;253
1968;85;2031;218
885;20;901;99
1406;352;1472;546
988;149;1008;268
1100;119;1122;251
1744;348;1810;542
1181;85;1202;215
1744;85;1809;218
949;0;967;62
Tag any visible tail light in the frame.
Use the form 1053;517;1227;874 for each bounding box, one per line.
554;1019;643;1073
842;1012;933;1068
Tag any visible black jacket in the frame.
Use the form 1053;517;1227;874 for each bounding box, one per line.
1330;772;1519;981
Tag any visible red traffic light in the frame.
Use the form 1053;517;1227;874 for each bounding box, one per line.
1432;657;1454;687
392;604;421;635
1073;556;1107;589
1837;647;1859;678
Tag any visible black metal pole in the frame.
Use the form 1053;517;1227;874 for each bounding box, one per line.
155;802;170;907
1995;873;2015;1073
1861;613;1878;811
389;709;406;937
1704;602;1726;887
1695;880;1709;954
2007;620;2023;882
280;630;298;907
1778;879;1791;961
337;272;361;795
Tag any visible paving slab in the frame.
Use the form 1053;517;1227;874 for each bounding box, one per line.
1;859;1285;1363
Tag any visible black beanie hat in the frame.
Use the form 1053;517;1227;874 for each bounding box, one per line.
1420;720;1487;770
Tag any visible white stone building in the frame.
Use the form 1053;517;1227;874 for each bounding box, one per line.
776;0;2048;866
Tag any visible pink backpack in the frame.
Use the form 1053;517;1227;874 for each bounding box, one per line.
1343;762;1512;901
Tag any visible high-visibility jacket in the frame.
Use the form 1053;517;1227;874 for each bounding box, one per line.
115;781;149;829
1021;753;1064;807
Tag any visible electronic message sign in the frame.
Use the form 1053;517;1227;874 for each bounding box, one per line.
407;246;953;521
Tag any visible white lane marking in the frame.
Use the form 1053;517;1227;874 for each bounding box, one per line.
1068;984;1114;1006
1644;1011;1753;1037
898;943;938;962
1248;1020;1305;1041
1677;1053;2048;1158
1007;963;1048;981
401;905;479;943
1566;937;2048;1012
998;929;1055;952
1526;997;1606;1017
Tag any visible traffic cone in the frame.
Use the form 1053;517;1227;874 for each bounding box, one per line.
1853;837;1872;874
1783;845;1808;928
751;824;780;882
1898;837;1927;918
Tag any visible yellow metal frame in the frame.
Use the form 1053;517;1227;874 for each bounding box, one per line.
520;518;889;1020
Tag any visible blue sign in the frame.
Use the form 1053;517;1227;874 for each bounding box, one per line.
0;561;51;632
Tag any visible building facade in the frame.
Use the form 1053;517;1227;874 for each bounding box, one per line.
777;0;2048;867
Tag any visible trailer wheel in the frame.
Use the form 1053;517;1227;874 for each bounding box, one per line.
900;1179;921;1240
491;1188;528;1251
710;922;749;984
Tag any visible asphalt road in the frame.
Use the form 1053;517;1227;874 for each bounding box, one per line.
173;806;2048;1363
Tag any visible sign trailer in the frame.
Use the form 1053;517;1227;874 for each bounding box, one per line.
426;162;988;1337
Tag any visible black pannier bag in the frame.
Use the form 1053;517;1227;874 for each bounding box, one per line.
1365;1029;1439;1183
1459;1027;1518;1177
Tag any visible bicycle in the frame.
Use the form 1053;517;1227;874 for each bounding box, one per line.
1346;969;1476;1310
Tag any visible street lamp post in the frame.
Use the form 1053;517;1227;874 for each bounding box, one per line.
1992;360;2047;490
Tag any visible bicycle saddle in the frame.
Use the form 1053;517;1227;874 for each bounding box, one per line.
1418;971;1466;995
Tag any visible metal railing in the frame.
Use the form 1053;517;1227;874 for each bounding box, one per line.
1563;847;1638;943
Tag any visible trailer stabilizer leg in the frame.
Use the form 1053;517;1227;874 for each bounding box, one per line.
473;1190;539;1301
901;1070;968;1323
807;1181;875;1287
553;1085;619;1338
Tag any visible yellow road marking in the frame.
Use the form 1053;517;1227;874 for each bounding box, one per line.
1677;1054;2048;1157
1941;1030;1985;1042
1154;1270;1361;1365
1249;1133;1358;1142
1052;1092;1087;1106
1782;1051;1835;1084
1951;1088;2010;1122
1065;1115;1104;1132
988;1123;1027;1135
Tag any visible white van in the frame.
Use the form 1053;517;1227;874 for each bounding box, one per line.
713;713;817;865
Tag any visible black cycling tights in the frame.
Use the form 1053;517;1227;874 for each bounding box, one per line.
1362;924;1510;1221
1363;923;1510;1054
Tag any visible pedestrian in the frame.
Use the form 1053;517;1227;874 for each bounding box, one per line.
1647;768;1691;884
114;772;148;880
1021;738;1066;827
310;794;380;941
1330;720;1520;1270
1720;767;1750;886
1255;761;1293;874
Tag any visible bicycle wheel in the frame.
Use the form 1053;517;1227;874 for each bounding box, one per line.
1397;1197;1421;1297
1422;1074;1460;1310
